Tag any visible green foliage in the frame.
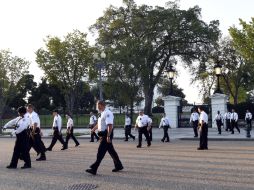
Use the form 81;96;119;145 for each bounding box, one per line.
91;0;220;114
36;30;93;113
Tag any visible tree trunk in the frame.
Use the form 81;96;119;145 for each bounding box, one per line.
130;97;134;124
144;87;154;116
66;93;75;114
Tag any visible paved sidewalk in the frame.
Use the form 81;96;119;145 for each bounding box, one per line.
1;128;254;141
1;139;254;190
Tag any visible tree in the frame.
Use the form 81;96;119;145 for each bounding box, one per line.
189;38;254;105
36;30;93;113
229;18;254;62
157;79;186;99
91;0;220;115
0;50;30;133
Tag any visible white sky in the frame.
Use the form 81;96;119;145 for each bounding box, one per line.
0;0;253;103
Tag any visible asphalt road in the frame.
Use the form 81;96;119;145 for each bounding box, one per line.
0;139;254;190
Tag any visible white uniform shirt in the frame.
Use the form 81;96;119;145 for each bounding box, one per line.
199;111;208;124
53;114;62;131
224;112;231;120
245;112;252;120
67;118;74;129
89;115;97;125
190;112;199;122
214;114;223;121
3;116;30;134
125;117;131;126
98;109;114;132
231;112;238;122
29;111;40;128
159;117;170;128
135;115;150;128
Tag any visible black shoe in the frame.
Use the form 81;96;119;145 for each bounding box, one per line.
112;166;124;172
194;135;198;138
36;157;46;161
6;165;17;169
86;169;96;175
204;147;208;150
133;136;135;141
90;140;94;142
75;144;80;147
165;140;170;142
46;148;52;151
21;165;31;169
147;143;151;147
61;147;67;150
137;145;141;148
124;139;128;142
197;147;204;150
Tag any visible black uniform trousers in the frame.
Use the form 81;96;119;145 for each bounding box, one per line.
216;120;222;134
48;128;66;150
125;125;135;140
199;123;208;149
90;131;123;172
29;128;46;157
192;120;199;137
246;119;252;129
138;126;151;146
90;124;99;142
10;130;31;167
162;125;170;142
66;128;80;147
231;120;240;134
225;119;231;131
148;126;153;141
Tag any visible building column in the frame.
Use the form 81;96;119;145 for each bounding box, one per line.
162;95;181;128
210;93;228;128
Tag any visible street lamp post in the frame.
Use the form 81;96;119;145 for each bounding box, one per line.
166;64;176;96
93;51;106;101
214;62;223;94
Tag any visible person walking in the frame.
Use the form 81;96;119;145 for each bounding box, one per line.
159;113;170;142
190;109;199;137
86;101;123;175
197;106;208;150
65;113;80;148
230;109;240;134
3;106;31;169
89;112;99;142
214;111;223;135
46;110;67;151
124;114;135;141
135;110;151;148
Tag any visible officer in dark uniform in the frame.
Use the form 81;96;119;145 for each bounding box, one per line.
65;113;80;148
26;104;46;161
214;111;223;135
197;106;208;150
86;101;123;175
230;109;240;134
3;106;31;169
46;110;67;151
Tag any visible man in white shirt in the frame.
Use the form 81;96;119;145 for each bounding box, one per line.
230;109;240;134
27;104;46;161
245;109;252;129
159;113;170;142
214;110;223;135
89;112;99;142
224;111;231;132
2;106;31;169
86;101;123;175
197;106;208;150
190;109;199;137
65;113;80;148
46;110;67;151
135;110;151;148
124;114;135;141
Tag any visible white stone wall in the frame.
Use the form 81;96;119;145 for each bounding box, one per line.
162;96;181;128
210;93;228;128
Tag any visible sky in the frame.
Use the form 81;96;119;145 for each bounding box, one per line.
0;0;253;104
